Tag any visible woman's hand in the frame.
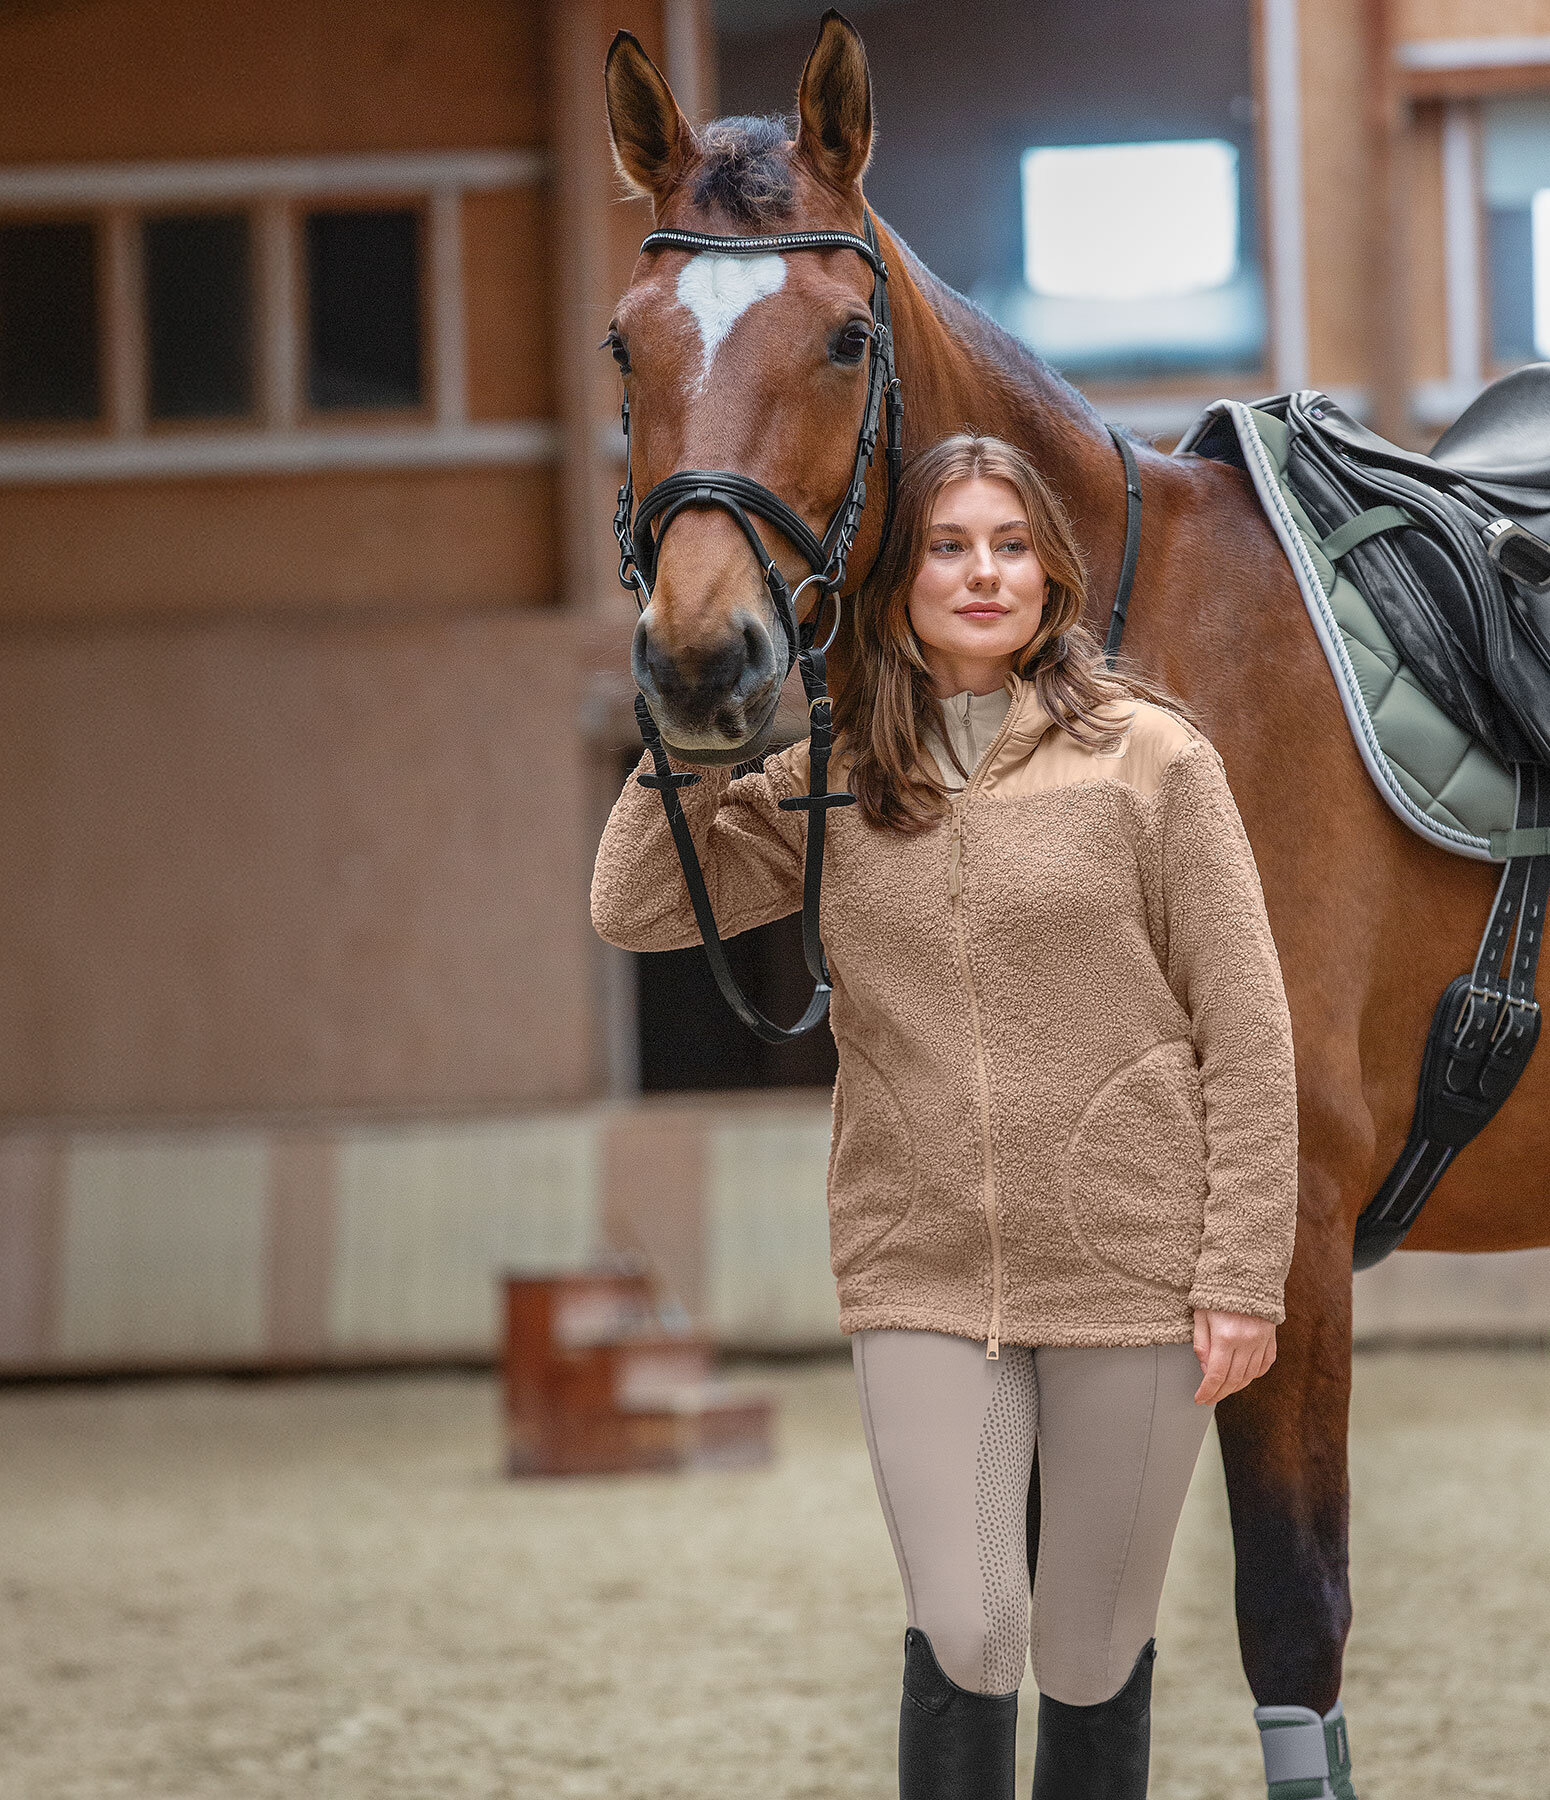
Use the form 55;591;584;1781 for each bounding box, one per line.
1192;1308;1276;1405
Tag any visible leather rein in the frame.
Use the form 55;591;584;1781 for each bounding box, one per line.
613;212;1143;1043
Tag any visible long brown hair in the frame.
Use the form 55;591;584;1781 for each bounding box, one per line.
832;433;1199;833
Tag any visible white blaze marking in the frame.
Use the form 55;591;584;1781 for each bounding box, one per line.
675;252;787;389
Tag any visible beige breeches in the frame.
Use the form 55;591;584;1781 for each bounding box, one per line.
852;1329;1213;1704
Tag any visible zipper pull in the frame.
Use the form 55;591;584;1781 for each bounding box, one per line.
948;817;963;899
986;1327;999;1361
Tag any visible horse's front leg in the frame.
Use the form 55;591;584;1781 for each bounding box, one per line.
1215;1157;1361;1798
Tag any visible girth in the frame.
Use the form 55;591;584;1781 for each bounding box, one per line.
1352;761;1548;1268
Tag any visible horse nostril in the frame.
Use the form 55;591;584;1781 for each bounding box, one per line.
630;611;663;704
735;613;779;698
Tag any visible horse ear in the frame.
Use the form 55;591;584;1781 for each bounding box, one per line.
794;9;874;190
605;31;697;203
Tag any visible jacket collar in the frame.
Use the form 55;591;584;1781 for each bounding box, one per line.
970;670;1057;786
995;670;1057;755
917;669;1057;790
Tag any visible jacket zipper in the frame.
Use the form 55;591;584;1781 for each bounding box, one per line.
946;699;1021;1361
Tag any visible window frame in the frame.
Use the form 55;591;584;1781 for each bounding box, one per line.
1476;95;1550;380
0;149;546;481
1396;42;1550;426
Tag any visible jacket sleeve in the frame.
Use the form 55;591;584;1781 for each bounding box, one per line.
590;743;809;952
1158;737;1299;1323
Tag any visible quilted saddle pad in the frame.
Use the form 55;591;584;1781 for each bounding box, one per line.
1177;398;1517;863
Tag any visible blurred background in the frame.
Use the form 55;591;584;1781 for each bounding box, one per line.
2;0;1548;1382
1;2;1549;1795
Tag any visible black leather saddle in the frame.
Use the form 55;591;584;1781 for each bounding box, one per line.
1264;367;1550;1267
1278;366;1550;771
1317;362;1550;518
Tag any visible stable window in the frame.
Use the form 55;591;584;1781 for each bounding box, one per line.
1015;138;1261;377
0;150;541;477
715;0;1265;389
1483;97;1550;365
0;219;101;422
304;207;423;411
143;212;254;420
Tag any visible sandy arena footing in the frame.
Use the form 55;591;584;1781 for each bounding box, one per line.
1;1347;1547;1797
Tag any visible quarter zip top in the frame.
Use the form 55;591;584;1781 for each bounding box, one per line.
929;682;1015;793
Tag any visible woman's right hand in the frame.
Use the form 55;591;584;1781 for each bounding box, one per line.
1191;1308;1277;1405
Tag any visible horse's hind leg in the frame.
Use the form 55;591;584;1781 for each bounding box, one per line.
1216;1191;1360;1794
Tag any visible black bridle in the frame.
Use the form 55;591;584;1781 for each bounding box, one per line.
614;212;903;1044
612;212;1144;1046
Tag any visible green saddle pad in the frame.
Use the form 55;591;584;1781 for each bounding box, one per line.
1176;398;1516;861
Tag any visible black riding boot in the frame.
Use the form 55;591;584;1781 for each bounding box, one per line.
1030;1638;1154;1800
898;1626;1019;1800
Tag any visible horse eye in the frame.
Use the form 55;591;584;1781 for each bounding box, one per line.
830;322;870;366
602;329;631;373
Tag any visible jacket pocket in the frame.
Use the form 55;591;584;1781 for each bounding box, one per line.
1059;1036;1207;1292
827;1043;916;1281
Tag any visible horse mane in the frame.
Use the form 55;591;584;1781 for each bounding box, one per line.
886;229;1105;437
691;116;796;225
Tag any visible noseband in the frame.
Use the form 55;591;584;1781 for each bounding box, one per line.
613;212;905;1043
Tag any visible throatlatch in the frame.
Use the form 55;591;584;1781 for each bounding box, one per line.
614;212;903;1044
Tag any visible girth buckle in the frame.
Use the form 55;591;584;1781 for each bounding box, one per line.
1480;996;1543;1101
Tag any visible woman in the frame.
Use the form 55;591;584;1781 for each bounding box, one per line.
591;435;1298;1800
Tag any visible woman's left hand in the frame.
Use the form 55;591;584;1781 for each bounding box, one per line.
1191;1308;1277;1405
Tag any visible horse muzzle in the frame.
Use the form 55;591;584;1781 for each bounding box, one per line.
630;603;786;762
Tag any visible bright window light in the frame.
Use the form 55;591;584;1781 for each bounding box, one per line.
1534;188;1550;357
1022;140;1240;301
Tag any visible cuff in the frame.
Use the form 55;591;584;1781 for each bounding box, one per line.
1187;1287;1286;1325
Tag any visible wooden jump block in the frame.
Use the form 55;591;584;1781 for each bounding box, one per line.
502;1268;775;1477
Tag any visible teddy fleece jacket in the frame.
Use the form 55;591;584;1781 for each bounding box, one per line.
591;673;1299;1354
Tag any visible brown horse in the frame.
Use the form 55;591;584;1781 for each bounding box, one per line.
603;5;1550;1766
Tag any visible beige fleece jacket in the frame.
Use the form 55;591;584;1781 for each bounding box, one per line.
591;673;1299;1354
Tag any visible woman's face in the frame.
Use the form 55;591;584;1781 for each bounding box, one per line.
905;475;1048;691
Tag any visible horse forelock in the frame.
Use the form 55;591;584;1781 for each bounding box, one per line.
689;116;797;226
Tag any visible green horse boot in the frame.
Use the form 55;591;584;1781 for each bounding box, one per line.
1254;1699;1357;1799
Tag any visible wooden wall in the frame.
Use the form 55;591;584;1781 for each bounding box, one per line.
0;0;548;163
1296;0;1548;426
0;0;661;1119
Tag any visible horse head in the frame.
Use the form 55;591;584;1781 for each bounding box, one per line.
605;10;888;763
